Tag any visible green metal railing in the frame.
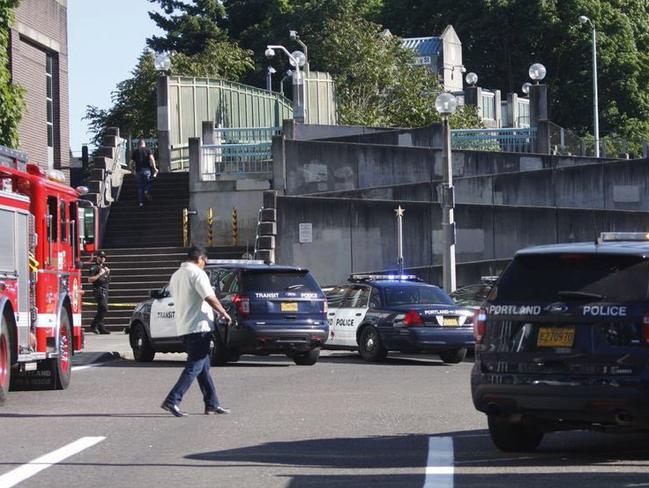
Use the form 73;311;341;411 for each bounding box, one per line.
452;128;537;153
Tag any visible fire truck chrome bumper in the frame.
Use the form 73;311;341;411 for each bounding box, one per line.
18;352;48;362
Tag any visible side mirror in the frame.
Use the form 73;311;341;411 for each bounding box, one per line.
150;289;169;299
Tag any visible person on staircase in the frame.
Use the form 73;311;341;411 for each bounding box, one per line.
88;251;111;335
130;138;158;207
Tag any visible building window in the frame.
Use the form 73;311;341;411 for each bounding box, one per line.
481;93;495;120
46;52;54;167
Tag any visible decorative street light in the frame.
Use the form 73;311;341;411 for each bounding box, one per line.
280;69;293;97
435;92;458;292
266;66;276;92
266;45;307;123
154;52;171;73
528;63;547;83
289;30;310;75
578;15;600;157
465;72;478;87
521;82;531;95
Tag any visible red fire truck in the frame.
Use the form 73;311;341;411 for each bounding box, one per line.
0;145;97;404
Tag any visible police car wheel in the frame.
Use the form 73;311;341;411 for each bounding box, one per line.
439;348;467;364
210;332;231;366
358;327;387;362
130;323;155;362
0;313;11;404
292;348;320;366
487;415;544;452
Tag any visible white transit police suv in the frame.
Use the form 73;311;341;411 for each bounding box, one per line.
472;232;649;452
128;260;329;366
324;274;475;363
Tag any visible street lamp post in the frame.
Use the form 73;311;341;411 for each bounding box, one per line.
266;66;276;92
280;70;293;97
265;45;306;123
579;15;600;157
435;92;458;292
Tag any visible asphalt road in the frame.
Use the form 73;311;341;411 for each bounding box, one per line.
2;350;649;488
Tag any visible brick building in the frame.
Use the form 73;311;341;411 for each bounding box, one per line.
9;0;69;172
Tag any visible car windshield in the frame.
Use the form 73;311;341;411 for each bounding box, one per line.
243;270;321;293
451;285;492;307
384;284;454;306
495;253;649;302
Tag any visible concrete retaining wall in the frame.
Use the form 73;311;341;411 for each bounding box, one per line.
276;195;649;286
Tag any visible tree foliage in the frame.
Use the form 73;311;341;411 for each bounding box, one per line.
0;0;24;148
379;0;649;149
147;0;227;55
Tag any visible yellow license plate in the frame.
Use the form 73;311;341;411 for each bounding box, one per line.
281;302;298;312
537;327;575;347
443;317;459;326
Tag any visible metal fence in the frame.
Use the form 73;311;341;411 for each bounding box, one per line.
451;128;537;153
200;144;272;180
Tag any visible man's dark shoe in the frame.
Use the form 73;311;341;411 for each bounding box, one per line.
161;402;188;417
89;326;100;335
145;191;153;202
205;406;230;415
98;327;111;335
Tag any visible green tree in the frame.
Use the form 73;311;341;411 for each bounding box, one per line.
313;12;480;129
85;51;158;146
0;0;24;148
85;45;254;146
380;0;649;152
147;0;228;55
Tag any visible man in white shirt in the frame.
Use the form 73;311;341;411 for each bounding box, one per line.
161;246;232;417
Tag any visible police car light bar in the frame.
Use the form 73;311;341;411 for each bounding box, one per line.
598;232;649;243
350;274;421;282
207;259;265;265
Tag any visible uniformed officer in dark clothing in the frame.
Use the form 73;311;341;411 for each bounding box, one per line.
88;251;111;335
130;138;158;207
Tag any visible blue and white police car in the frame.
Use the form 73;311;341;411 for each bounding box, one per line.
128;260;329;366
323;274;476;363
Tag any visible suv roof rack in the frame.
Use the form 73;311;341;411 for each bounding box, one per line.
598;232;649;244
207;259;265;265
349;274;423;283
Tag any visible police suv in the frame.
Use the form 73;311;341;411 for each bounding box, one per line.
472;233;649;452
324;274;475;363
128;260;329;366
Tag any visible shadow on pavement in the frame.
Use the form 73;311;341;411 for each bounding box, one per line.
318;352;468;367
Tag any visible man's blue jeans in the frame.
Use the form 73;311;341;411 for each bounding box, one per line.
136;169;152;205
164;332;219;409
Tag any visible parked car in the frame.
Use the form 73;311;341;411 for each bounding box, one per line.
450;276;498;308
128;260;329;366
323;274;476;363
472;232;649;452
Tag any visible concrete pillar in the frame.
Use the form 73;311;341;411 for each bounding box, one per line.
202;121;214;145
494;90;502;128
188;137;202;188
506;93;519;127
529;84;550;154
156;76;171;172
464;86;482;114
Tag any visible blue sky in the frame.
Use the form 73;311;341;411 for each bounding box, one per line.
68;1;161;150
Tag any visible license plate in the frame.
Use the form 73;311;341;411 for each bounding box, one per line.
442;316;459;326
537;327;575;347
281;302;298;312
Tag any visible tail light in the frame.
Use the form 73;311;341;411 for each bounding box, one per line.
642;314;649;344
404;310;424;326
474;308;487;343
232;295;250;317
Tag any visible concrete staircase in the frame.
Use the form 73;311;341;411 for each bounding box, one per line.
102;172;189;248
81;172;248;332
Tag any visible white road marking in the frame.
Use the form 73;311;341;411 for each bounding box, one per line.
423;436;454;488
0;436;105;488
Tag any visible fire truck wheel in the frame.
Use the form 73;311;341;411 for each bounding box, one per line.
130;323;155;362
51;312;72;390
0;313;11;404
